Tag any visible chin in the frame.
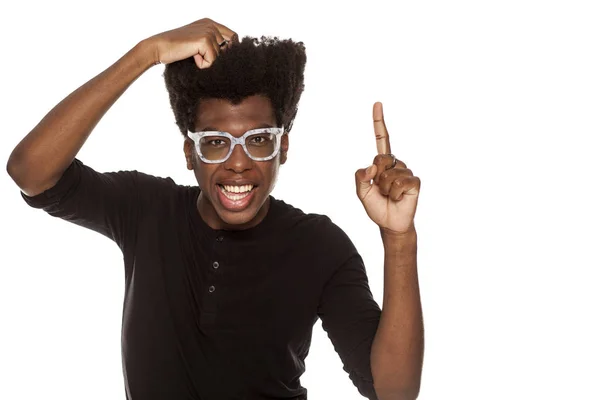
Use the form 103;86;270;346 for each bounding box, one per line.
218;204;269;229
212;187;267;228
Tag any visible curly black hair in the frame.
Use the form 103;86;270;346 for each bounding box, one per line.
163;36;306;136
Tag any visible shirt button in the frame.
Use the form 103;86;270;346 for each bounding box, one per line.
212;261;219;269
208;285;216;293
216;236;224;242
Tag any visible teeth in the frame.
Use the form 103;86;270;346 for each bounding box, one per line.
223;184;253;193
219;184;254;201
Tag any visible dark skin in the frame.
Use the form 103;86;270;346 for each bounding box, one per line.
354;102;423;398
7;15;420;400
7;18;239;197
183;94;289;230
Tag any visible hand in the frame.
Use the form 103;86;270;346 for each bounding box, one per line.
355;102;421;235
147;18;239;69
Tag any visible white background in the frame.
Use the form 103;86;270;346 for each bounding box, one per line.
1;0;599;399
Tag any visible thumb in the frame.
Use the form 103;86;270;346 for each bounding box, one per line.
355;164;377;200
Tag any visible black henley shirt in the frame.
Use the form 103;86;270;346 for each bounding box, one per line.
21;158;382;400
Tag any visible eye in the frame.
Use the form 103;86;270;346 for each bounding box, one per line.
250;136;266;144
208;139;226;146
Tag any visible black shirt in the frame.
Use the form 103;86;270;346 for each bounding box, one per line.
21;158;382;400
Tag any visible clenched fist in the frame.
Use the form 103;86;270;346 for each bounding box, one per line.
147;18;238;69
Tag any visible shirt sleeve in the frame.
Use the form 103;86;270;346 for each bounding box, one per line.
316;223;382;400
20;157;168;252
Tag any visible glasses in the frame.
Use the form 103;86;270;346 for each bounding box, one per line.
187;127;285;164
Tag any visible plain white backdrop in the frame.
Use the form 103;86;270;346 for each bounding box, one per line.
1;0;599;399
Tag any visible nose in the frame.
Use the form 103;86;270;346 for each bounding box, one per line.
224;142;252;173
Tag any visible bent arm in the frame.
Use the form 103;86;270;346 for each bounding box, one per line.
6;38;157;196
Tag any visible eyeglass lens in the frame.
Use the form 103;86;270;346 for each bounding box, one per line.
199;132;277;161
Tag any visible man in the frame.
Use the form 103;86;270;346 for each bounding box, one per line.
7;18;423;400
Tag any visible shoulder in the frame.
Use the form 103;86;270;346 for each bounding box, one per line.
269;197;332;229
134;170;198;211
270;198;357;254
81;159;196;212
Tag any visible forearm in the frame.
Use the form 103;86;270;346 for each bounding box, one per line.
371;227;424;399
7;38;157;196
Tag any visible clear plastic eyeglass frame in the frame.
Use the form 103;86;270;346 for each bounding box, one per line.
187;127;285;164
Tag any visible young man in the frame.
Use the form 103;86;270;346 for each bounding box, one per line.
7;18;423;400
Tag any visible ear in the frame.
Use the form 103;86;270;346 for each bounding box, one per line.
279;133;289;165
183;138;194;170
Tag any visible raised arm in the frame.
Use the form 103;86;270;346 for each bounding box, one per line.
6;18;238;196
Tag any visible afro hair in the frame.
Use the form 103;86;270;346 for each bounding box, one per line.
163;36;306;136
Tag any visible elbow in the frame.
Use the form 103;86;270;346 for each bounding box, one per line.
7;154;30;194
6;150;19;178
6;153;54;197
6;148;30;184
6;152;25;187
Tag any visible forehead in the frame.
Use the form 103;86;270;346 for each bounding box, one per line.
195;95;276;132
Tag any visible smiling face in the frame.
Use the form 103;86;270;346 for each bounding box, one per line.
184;94;289;230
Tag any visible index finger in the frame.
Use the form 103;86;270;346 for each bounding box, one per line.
373;101;391;155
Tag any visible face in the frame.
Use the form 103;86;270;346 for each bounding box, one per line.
184;94;289;230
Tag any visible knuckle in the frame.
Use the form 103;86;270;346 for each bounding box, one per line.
201;50;215;61
196;18;211;26
199;36;211;45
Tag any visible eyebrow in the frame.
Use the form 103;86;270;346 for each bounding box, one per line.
197;123;276;132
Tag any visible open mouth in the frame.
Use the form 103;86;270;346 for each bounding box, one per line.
217;184;256;201
216;183;258;211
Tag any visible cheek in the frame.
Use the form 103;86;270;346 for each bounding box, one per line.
263;162;280;185
194;163;216;189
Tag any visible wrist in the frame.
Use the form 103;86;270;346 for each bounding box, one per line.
133;37;161;70
380;224;417;240
381;225;417;249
